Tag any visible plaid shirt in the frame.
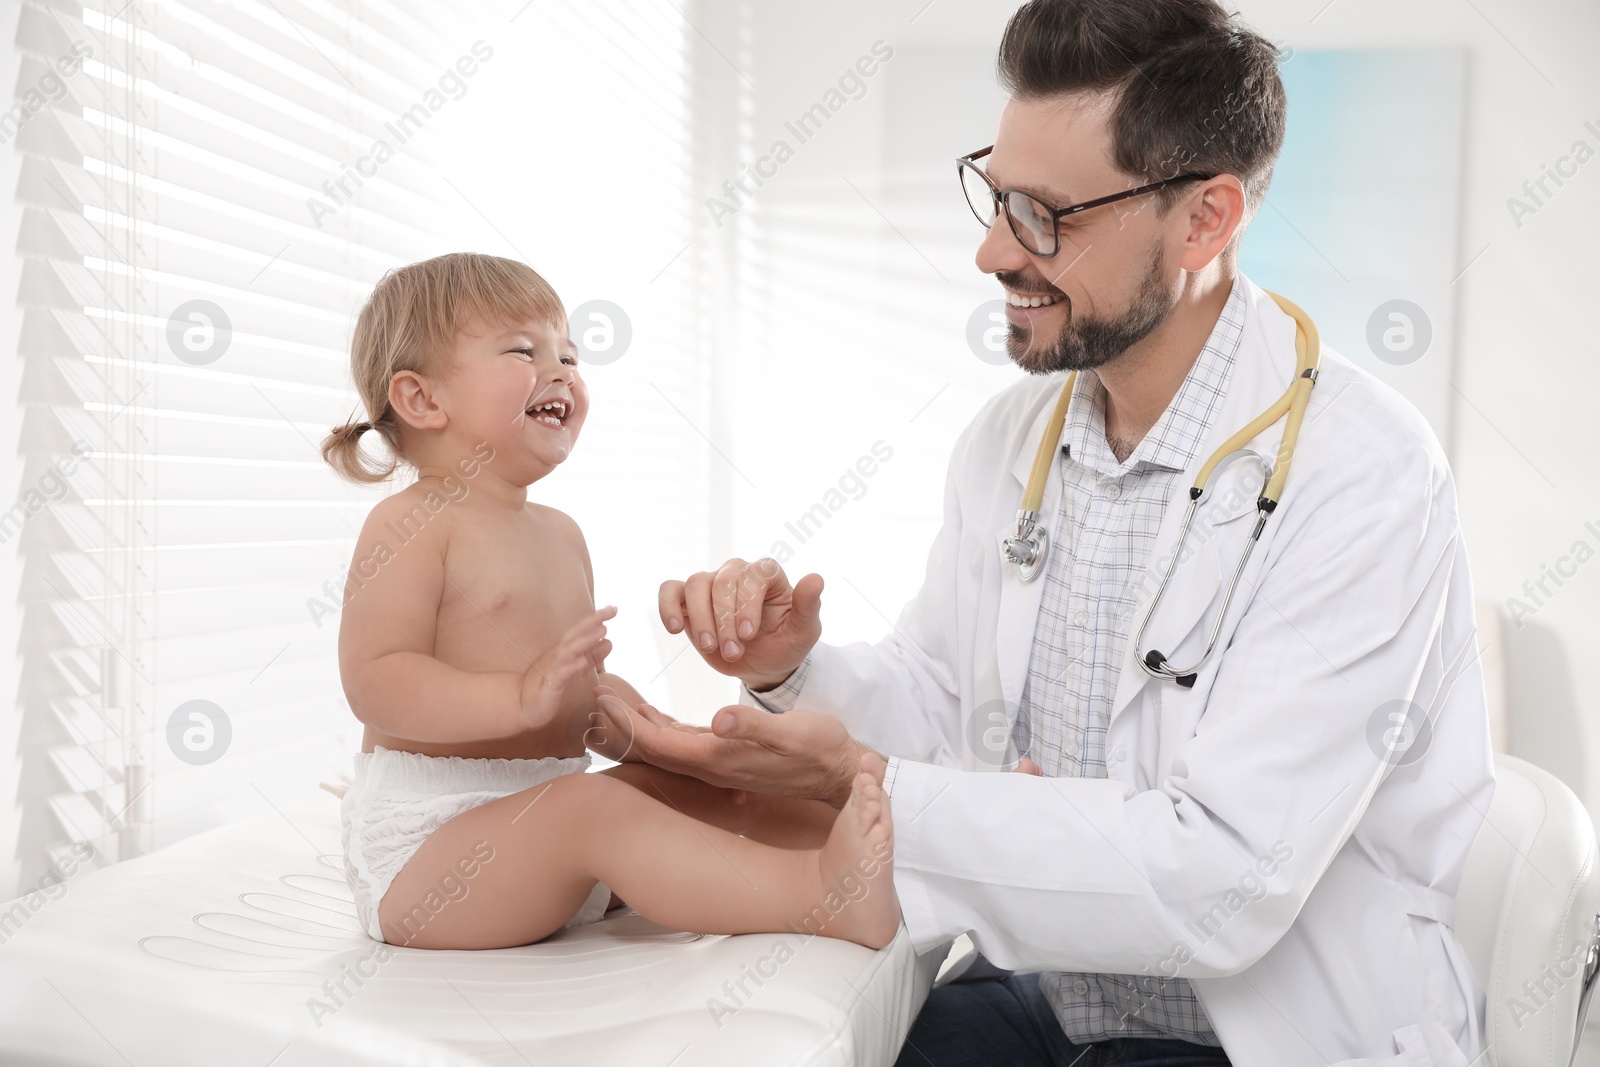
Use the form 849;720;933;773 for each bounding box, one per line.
1018;279;1244;1046
751;279;1246;1048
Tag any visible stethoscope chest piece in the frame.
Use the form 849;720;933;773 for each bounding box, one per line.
1003;522;1049;582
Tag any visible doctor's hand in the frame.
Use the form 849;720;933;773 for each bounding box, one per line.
658;558;823;692
591;685;874;808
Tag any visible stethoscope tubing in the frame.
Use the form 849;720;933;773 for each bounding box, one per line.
1001;289;1322;686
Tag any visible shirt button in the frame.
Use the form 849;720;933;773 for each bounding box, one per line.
1114;746;1127;761
1073;610;1089;627
1104;483;1121;500
1073;978;1091;996
1065;738;1080;757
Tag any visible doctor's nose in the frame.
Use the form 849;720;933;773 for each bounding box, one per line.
974;211;1036;278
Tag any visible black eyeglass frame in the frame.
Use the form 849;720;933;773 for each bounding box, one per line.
958;145;1216;258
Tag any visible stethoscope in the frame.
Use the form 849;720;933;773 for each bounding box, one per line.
1001;289;1321;687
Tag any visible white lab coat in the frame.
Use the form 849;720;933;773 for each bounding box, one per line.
745;272;1495;1066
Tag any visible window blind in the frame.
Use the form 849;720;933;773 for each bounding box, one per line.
14;0;699;875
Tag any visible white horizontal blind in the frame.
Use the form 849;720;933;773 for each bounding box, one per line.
15;0;700;871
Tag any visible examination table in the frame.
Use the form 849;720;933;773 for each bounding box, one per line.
0;789;947;1066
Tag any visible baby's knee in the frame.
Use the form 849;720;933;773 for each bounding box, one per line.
522;769;656;868
531;766;645;828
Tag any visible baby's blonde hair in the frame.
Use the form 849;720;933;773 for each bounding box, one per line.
321;252;566;483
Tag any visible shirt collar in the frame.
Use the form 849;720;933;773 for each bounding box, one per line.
1060;276;1246;477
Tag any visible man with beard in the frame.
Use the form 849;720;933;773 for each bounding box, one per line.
599;1;1494;1064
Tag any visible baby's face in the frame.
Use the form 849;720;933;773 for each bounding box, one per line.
444;315;589;482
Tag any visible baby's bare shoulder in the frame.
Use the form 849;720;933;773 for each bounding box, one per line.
525;501;585;544
523;502;591;582
358;481;459;549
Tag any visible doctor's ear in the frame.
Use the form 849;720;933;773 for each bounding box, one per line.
1176;175;1247;272
389;369;448;432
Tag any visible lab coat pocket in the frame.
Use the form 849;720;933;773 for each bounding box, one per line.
1132;502;1254;671
1398;882;1479;1065
1309;890;1473;1067
1137;536;1220;672
1360;881;1475;1067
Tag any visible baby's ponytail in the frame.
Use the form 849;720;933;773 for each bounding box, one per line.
320;417;400;484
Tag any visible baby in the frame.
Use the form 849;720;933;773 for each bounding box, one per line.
321;252;899;952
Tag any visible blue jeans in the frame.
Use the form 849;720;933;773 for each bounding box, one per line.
894;971;1232;1067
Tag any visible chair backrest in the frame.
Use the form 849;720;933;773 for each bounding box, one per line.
1455;753;1600;1066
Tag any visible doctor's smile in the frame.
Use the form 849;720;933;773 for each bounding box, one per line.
7;0;1591;1064
999;274;1066;340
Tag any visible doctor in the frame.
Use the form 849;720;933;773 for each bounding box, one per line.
597;1;1495;1064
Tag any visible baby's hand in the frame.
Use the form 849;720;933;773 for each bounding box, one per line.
519;606;617;730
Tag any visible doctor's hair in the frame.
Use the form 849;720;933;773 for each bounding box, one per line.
997;0;1286;229
321;252;566;484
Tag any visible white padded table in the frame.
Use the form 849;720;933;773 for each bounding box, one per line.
0;790;947;1066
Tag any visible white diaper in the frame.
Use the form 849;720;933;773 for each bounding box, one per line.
339;745;615;944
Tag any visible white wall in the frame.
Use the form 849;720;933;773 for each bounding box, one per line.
1232;0;1600;826
0;1;24;901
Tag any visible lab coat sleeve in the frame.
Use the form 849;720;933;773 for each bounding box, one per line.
886;444;1487;977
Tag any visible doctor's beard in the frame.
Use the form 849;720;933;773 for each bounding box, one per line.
1003;239;1175;375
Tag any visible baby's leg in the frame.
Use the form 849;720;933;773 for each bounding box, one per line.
379;753;897;951
599;761;838;849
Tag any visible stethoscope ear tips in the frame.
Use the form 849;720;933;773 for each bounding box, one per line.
1145;648;1199;687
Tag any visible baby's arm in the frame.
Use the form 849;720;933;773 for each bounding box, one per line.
338;491;611;743
586;673;650;762
552;512;659;761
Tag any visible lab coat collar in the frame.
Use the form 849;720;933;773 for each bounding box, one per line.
995;380;1071;712
993;271;1299;725
1103;272;1298;728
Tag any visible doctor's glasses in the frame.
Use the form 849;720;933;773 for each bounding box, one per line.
957;145;1215;258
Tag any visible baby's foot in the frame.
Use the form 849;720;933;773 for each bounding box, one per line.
809;752;900;950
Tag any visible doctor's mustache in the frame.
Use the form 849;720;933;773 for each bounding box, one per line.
994;270;1066;301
